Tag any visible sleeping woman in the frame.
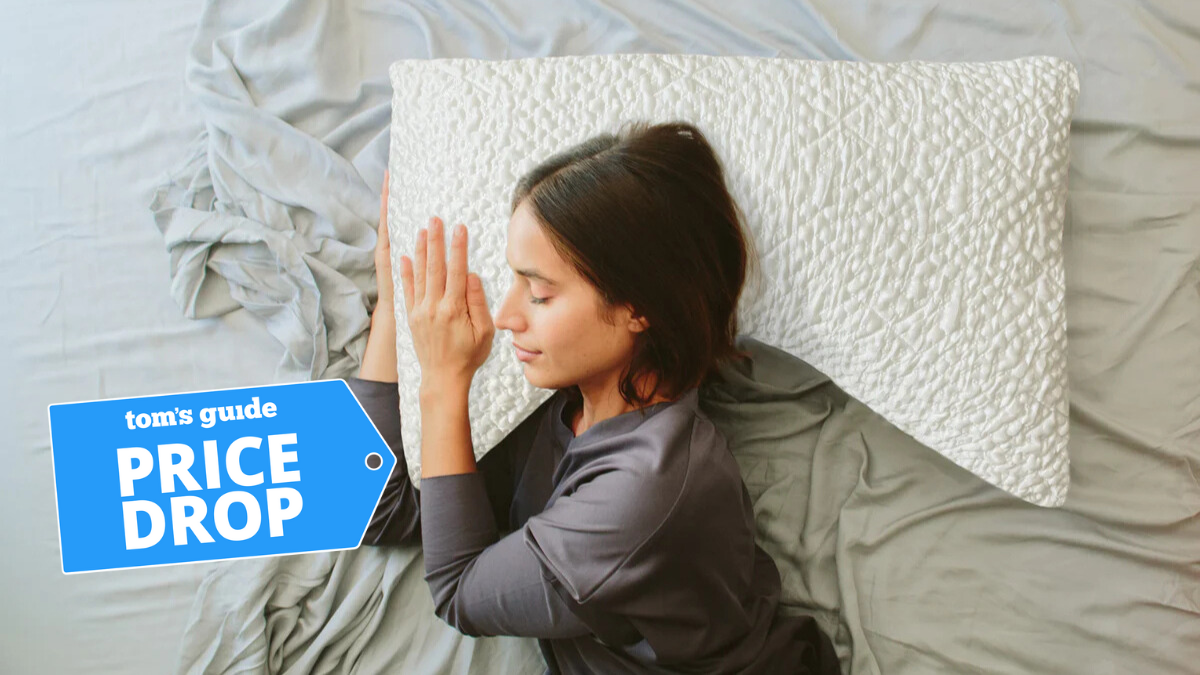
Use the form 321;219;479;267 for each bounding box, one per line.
348;121;839;675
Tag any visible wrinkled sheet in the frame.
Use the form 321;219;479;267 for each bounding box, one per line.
174;545;542;674
3;0;1198;673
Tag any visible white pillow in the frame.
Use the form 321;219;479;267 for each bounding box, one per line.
386;54;1077;507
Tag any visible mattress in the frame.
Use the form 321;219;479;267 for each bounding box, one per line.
2;0;1197;673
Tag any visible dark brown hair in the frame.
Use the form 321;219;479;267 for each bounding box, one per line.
510;120;758;409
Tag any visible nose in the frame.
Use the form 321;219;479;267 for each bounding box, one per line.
493;282;525;334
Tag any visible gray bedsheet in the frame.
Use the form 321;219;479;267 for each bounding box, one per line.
174;545;542;674
3;0;1197;673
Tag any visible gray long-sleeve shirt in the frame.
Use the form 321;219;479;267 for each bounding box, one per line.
346;377;838;675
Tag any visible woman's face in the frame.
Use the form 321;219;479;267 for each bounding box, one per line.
493;200;646;393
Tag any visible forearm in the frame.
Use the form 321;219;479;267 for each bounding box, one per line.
359;308;399;383
421;473;591;639
344;376;420;546
419;377;477;478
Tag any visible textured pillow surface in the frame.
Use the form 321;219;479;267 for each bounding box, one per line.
386;54;1077;507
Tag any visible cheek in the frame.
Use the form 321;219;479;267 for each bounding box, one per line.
534;305;574;349
556;309;618;357
528;302;587;353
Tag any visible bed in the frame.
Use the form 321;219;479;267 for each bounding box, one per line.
3;0;1197;673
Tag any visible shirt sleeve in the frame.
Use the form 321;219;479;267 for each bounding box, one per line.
344;377;422;545
420;471;592;639
346;377;556;545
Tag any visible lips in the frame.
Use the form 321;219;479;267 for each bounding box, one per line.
513;343;541;362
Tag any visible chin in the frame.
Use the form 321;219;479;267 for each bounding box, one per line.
521;369;553;391
520;363;567;392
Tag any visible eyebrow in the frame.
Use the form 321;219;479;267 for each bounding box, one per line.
506;252;559;287
513;268;559;287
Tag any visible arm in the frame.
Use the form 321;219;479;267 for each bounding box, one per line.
349;369;541;546
354;176;484;544
420;471;591;639
397;217;589;638
346;375;420;546
418;373;477;478
352;175;419;545
357;326;583;634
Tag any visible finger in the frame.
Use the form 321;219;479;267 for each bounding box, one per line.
444;224;467;309
466;273;493;329
376;212;390;256
426;217;447;302
379;170;389;228
399;255;415;314
377;173;390;258
413;228;427;303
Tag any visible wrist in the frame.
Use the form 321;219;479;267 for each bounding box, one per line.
419;375;472;403
371;304;396;327
359;307;398;382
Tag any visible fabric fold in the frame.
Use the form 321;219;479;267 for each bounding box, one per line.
150;0;396;379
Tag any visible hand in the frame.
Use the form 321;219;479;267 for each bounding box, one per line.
374;170;396;317
359;171;398;382
399;216;494;389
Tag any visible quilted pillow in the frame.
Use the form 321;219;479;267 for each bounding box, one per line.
385;54;1077;507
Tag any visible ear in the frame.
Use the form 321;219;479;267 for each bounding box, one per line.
609;302;649;333
626;309;650;334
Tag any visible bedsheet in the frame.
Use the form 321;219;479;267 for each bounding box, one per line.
3;1;1197;674
1;1;284;673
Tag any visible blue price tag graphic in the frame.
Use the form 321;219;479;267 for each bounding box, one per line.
48;380;395;574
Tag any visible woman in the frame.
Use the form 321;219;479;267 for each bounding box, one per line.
349;121;839;674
